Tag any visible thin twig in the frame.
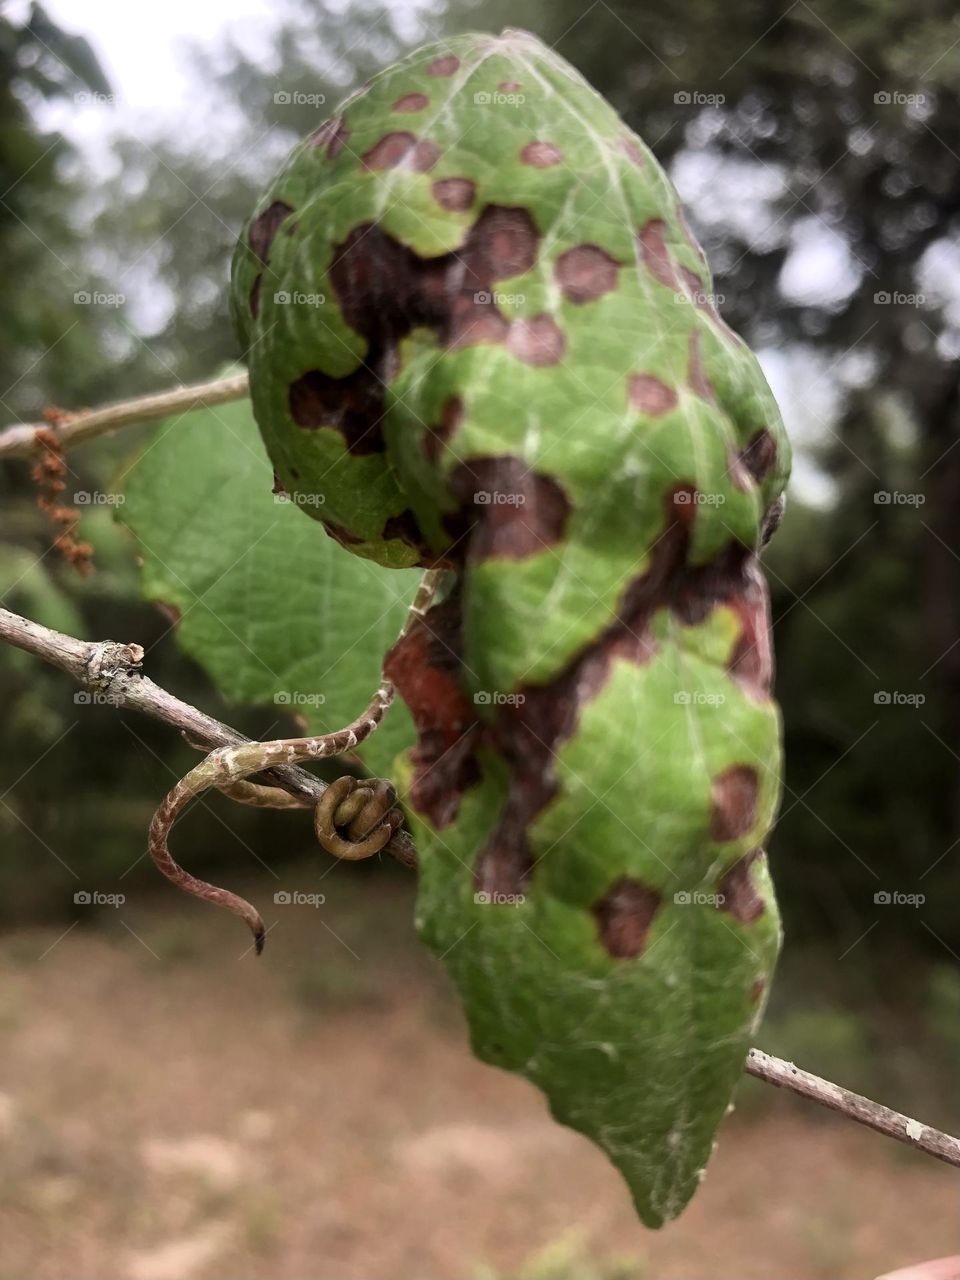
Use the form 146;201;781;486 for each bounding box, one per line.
145;568;443;949
2;606;960;1169
0;373;250;460
745;1048;960;1169
0;605;417;866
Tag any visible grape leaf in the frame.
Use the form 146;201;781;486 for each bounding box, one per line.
118;390;419;777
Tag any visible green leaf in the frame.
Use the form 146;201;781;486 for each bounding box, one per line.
118;390;419;777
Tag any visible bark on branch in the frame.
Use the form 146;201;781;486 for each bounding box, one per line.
0;606;415;866
0;373;250;460
1;605;958;1170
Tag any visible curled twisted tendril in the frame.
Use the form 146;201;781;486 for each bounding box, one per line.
146;568;443;953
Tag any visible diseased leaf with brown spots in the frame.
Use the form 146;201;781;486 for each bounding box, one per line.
231;28;791;1228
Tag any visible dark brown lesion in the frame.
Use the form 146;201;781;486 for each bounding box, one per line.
506;315;567;366
308;116;349;158
423;394;464;464
247;200;295;317
740;428;778;481
555;245;621;303
638;217;679;290
286;207;541;466
361;132;441;172
687;329;716;402
520;141;563;167
427;54;460;76
432;177;476;211
628;374;678;415
709;764;760;841
447;457;571;562
393;92;429;112
383;589;481;829
718;849;766;924
592;877;662;958
249;200;295;263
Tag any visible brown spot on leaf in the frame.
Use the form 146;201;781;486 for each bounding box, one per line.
381;508;428;548
638;217;679;290
383;591;480;828
427;54;460;76
751;977;766;1003
449;457;571;561
499;80;522;91
710;764;760;841
271;470;286;496
628;374;678;415
718;850;766;924
393;92;429;112
288;368;387;455
741;428;777;481
465;205;539;282
432;177;476;211
520;140;562;167
728;448;754;493
507;314;567;366
424;394;464;464
157;601;182;628
555;244;620;303
447;299;511;349
687;329;716;402
593;877;662;958
308;116;349;159
248;200;294;264
620;137;645;167
679;265;721;321
362;132;441;172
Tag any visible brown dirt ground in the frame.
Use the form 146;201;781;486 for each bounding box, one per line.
0;870;956;1280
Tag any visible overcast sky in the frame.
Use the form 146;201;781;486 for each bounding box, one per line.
35;0;276;115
